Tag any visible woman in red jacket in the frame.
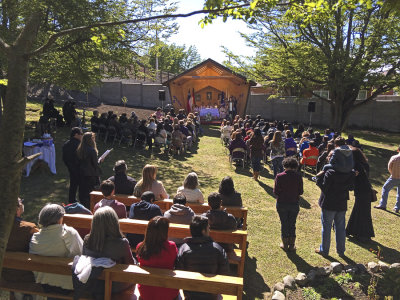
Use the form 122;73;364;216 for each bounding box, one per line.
136;216;179;300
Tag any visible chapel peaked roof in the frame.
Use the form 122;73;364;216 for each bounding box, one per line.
163;58;256;86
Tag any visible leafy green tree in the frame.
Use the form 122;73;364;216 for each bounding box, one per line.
148;42;202;74
224;0;400;131
0;0;254;275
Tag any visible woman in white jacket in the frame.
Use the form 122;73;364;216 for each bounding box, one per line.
29;204;83;293
177;172;204;204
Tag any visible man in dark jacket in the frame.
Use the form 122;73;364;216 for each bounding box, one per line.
176;215;229;300
203;192;238;261
127;191;162;247
62;127;83;203
107;160;136;195
316;169;355;257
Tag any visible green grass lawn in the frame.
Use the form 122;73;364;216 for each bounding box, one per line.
19;121;400;299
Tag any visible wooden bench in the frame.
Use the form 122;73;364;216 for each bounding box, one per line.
1;252;243;300
90;191;248;230
63;214;247;277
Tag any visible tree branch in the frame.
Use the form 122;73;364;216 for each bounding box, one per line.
26;4;250;57
17;152;42;169
0;37;10;54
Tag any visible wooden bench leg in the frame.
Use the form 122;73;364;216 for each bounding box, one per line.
105;271;112;300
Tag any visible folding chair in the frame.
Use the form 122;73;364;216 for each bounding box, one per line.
301;156;318;176
119;128;132;146
104;126;117;145
230;148;246;168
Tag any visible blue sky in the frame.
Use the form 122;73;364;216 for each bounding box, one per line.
168;0;256;63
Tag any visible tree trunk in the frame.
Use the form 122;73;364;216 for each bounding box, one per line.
0;52;30;277
329;99;353;133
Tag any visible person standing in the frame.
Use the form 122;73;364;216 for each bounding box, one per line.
315;169;355;257
374;145;400;213
77;132;102;209
248;128;265;180
273;157;303;251
346;147;375;241
62;127;83;203
269;131;286;177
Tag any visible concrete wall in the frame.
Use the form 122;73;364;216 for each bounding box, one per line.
93;80;171;108
247;95;400;132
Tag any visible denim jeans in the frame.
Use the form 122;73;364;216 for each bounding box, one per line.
379;176;400;210
276;202;300;238
272;156;284;177
320;209;346;255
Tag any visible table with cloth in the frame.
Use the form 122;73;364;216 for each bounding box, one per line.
199;108;220;119
23;141;56;176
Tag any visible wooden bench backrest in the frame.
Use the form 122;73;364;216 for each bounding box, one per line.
2;252;243;300
64;214;246;245
90;191;248;229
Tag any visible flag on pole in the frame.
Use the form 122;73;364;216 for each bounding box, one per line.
187;89;191;113
189;88;195;112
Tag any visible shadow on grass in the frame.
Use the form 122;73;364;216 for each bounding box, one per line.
243;248;270;300
204;125;223;138
286;252;313;274
347;237;400;264
299;196;311;209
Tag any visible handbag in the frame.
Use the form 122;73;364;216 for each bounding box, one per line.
371;189;378;202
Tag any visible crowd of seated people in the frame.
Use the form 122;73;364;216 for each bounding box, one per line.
6;170;244;299
220;115;362;179
89;107;201;154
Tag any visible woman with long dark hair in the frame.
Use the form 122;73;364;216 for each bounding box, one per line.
346;147;375;242
248;128;265;180
269;131;286;177
77;131;102;208
136;216;179;300
83;207;135;295
219;176;242;207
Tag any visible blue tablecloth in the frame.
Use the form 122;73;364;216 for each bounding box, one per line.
199;108;220;118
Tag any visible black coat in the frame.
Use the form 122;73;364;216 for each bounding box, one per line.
317;169;355;211
220;192;242;207
127;201;162;248
204;209;237;230
62;137;80;172
78;146;101;177
108;174;136;195
176;236;229;300
346;161;375;238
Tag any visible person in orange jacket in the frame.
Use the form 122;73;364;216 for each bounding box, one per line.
301;141;319;166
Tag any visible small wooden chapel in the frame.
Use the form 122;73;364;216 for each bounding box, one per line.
163;58;256;117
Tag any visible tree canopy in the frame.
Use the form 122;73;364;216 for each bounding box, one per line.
222;0;400;131
147;42;202;75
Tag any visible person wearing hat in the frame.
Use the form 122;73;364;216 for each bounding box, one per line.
2;198;39;300
127;191;162;248
62;127;83;203
108;160;137;195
